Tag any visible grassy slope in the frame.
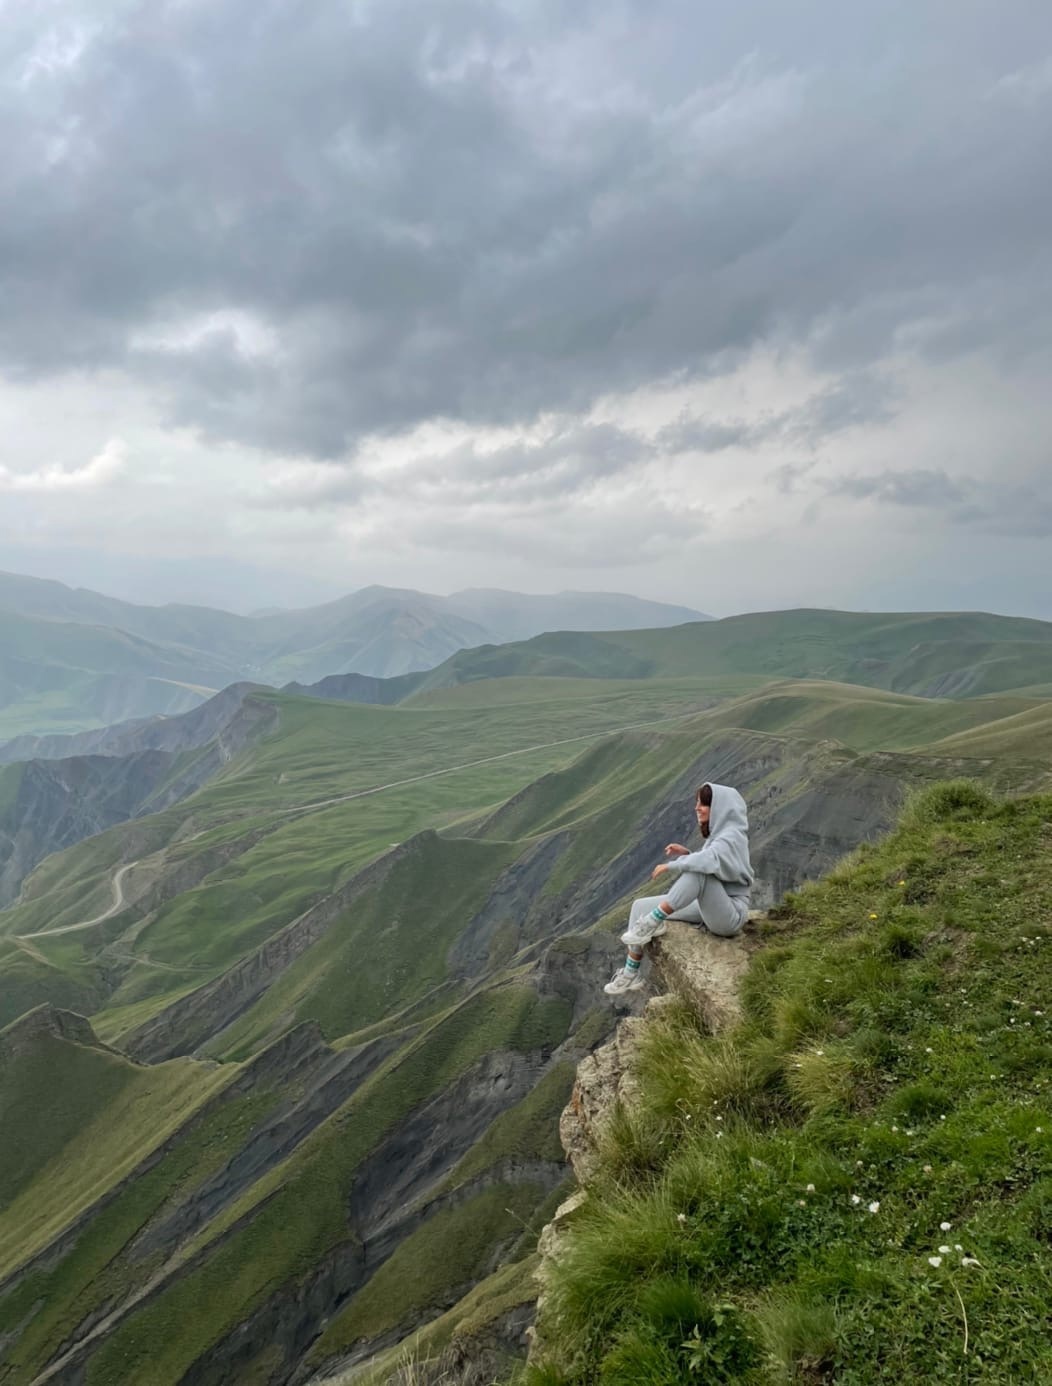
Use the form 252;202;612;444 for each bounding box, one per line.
77;985;573;1386
0;1030;226;1278
4;675;1050;1042
416;610;1052;700
528;783;1052;1385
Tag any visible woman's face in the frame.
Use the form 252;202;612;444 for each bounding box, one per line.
695;798;711;829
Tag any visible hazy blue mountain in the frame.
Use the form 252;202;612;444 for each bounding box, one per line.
0;571;708;738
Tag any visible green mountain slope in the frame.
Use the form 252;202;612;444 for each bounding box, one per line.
412;609;1052;701
0;670;1049;1383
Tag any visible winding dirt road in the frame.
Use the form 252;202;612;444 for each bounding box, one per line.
15;704;708;942
17;862;134;940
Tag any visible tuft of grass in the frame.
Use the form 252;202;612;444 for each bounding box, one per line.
753;1290;838;1383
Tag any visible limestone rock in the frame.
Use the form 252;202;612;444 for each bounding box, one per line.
649;919;760;1033
559;1016;644;1183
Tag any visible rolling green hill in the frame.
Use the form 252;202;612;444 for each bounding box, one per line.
411;609;1052;701
0;659;1049;1383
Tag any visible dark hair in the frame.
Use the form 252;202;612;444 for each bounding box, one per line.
696;782;712;837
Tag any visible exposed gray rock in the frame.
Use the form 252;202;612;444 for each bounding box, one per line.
0;691;279;905
0;682;267;764
0;1003;124;1063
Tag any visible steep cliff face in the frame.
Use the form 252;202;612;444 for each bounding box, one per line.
0;682;267;764
530;920;759;1372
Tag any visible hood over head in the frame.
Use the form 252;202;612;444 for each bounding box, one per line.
700;782;749;840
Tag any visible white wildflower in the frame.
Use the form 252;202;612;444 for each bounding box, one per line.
938;1244;951;1254
851;1194;862;1205
923;1164;933;1173
868;1202;880;1214
677;1213;687;1224
928;1255;942;1268
961;1256;981;1268
954;1244;963;1252
806;1183;816;1193
940;1221;952;1231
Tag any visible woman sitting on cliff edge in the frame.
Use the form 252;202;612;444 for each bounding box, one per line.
604;781;753;996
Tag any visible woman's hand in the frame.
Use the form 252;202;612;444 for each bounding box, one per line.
650;863;669;880
664;843;688;857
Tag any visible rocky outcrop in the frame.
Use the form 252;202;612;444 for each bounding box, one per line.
558;1017;646;1183
530;920;760;1367
0;1003;123;1063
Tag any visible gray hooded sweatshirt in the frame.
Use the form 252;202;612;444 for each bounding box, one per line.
662;782;753;899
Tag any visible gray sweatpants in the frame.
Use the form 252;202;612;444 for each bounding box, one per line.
630;872;748;938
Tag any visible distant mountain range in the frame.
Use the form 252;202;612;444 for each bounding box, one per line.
0;570;708;739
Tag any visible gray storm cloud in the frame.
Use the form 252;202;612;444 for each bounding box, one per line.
2;0;1051;463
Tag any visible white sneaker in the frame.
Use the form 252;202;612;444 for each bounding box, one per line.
621;914;668;948
603;966;645;996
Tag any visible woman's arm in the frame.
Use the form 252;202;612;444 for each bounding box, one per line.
663;842;718;874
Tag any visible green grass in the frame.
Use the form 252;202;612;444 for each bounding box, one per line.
311;1182;550;1357
527;783;1052;1384
0;1087;282;1382
209;833;521;1059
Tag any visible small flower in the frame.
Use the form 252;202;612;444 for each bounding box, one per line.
891;1125;899;1132
906;1129;915;1136
797;1198;806;1206
928;1255;943;1268
938;1244;951;1254
1037;1127;1044;1134
715;1115;723;1122
855;1159;864;1168
925;1047;934;1053
897;879;906;885
676;1212;687;1224
954;1244;963;1252
851;1194;862;1205
940;1221;952;1231
923;1164;933;1173
685;1113;692;1121
806;1183;816;1193
815;1049;824;1056
961;1256;981;1268
715;1131;723;1138
868;1201;880;1214
869;913;878;919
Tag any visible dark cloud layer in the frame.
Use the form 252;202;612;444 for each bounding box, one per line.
3;1;1051;461
827;468;1052;537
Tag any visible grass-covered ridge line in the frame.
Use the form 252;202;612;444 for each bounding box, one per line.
529;783;1052;1384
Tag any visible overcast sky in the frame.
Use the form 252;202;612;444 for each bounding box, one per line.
2;0;1051;617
